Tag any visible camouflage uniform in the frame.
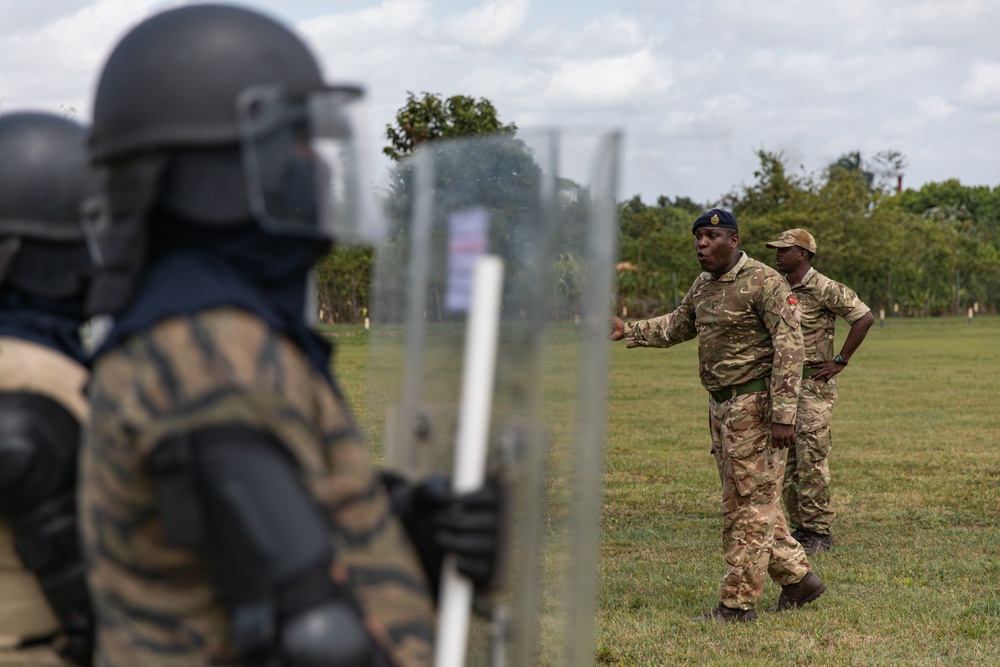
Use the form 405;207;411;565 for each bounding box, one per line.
625;252;811;610
0;337;88;667
79;307;436;667
783;268;871;535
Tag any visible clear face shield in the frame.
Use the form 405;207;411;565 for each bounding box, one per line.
236;84;384;244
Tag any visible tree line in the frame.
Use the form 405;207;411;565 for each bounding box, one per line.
315;94;1000;322
617;150;1000;318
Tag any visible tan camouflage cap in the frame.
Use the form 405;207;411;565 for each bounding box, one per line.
765;228;817;253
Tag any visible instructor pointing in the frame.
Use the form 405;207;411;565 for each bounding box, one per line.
609;208;825;621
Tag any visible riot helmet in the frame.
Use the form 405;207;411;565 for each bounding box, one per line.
0;112;100;300
86;3;380;315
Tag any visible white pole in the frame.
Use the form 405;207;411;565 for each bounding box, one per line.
434;254;504;667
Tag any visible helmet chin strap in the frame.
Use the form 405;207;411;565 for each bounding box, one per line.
84;156;166;317
0;238;22;287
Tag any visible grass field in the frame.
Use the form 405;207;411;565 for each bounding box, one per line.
327;316;1000;666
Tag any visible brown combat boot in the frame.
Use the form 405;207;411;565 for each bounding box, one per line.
692;603;758;623
767;572;826;612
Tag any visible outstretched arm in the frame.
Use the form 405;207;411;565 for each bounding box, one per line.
607;288;698;348
607;316;626;341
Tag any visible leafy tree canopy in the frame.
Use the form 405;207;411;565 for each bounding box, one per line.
383;91;517;162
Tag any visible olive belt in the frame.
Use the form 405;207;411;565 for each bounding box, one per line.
709;376;768;403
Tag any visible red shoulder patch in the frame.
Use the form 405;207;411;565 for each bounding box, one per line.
787;295;799;305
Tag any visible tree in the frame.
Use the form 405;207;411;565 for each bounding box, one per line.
313;245;374;323
383;91;517;162
723;149;810;217
614;195;709;316
827;149;907;193
376;132;546;323
315;92;518;323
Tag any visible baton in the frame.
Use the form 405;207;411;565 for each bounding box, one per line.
434;254;504;667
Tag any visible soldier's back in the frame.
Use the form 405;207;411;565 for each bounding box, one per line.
81;307;434;667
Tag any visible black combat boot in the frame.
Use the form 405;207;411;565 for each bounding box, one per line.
798;530;834;555
767;572;826;612
692;603;758;623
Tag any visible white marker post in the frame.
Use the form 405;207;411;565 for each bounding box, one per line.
434;254;504;667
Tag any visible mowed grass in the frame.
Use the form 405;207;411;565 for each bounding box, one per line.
327;317;1000;666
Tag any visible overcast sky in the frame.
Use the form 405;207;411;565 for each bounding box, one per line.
4;0;1000;205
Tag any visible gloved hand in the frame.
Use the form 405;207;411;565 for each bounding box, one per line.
53;613;95;667
380;472;504;599
418;476;501;590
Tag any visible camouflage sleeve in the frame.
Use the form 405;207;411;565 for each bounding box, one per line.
821;278;871;324
623;284;698;349
757;276;803;425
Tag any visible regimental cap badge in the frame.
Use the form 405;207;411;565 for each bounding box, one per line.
692;208;738;233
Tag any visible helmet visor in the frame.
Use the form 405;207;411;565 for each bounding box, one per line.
237;85;384;244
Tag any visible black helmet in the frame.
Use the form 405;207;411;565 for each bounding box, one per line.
89;4;323;162
85;4;379;315
0;112;100;299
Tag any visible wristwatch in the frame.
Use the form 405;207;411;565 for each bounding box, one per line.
834;354;848;366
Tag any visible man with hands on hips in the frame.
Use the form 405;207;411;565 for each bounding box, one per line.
767;228;874;555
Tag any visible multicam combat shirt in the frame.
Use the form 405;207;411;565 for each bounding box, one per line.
80;307;435;667
791;267;871;365
624;252;804;424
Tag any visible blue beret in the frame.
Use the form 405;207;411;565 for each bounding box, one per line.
692;208;739;234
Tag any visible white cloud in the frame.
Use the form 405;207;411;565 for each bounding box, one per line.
0;0;160;117
5;0;1000;203
579;13;645;52
437;0;529;49
884;0;1000;45
541;48;671;107
960;60;1000;106
299;0;432;46
298;0;433;79
916;95;955;120
524;12;645;58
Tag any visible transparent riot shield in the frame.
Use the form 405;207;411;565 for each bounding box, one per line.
367;129;620;667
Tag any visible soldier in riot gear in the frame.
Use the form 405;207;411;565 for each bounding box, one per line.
79;5;497;667
0;111;99;666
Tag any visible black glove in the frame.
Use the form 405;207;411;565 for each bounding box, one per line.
54;615;95;667
380;472;503;599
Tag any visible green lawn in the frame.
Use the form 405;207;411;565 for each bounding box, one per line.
328;317;1000;666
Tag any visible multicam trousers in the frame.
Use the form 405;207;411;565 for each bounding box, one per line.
782;376;838;534
710;390;810;610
